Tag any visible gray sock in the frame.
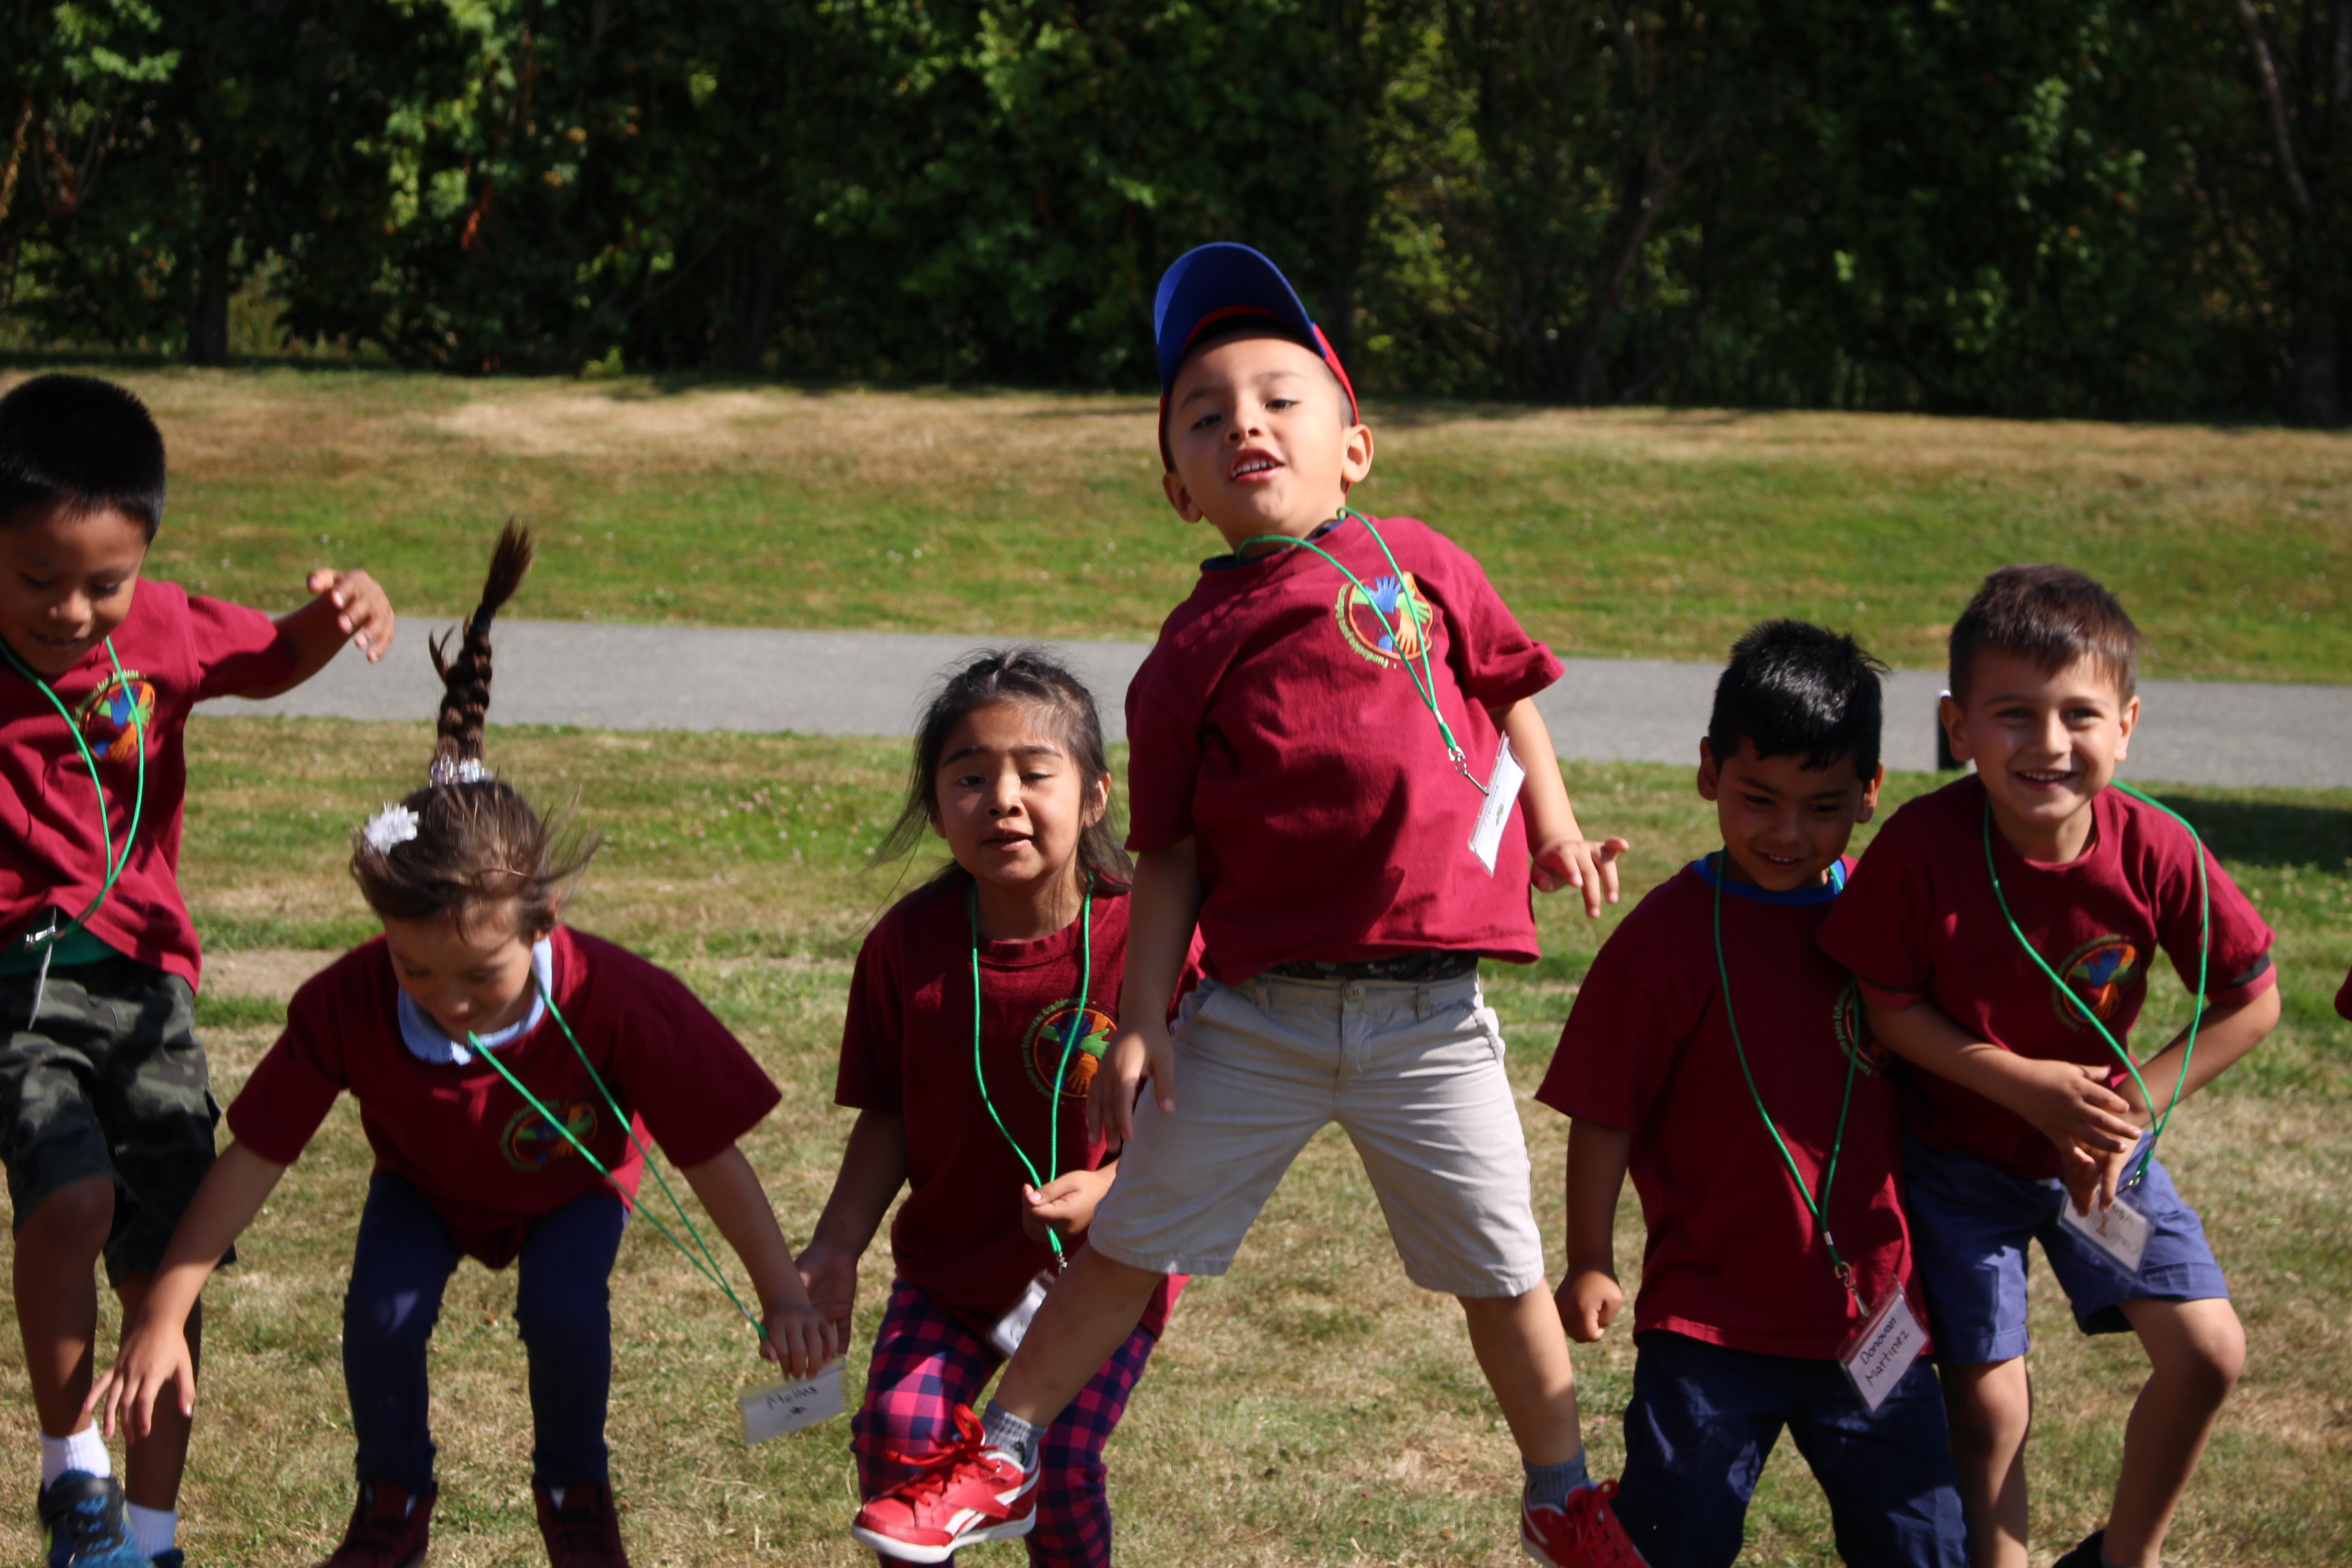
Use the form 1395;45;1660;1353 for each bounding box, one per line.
979;1401;1039;1470
1522;1450;1591;1511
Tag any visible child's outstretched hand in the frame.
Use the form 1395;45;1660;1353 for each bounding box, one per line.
306;567;396;662
1532;834;1631;919
1557;1266;1624;1344
1022;1166;1115;1243
84;1320;193;1442
1090;1019;1174;1147
759;1299;839;1379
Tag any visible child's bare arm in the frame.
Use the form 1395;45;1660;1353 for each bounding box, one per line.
88;1140;287;1439
798;1107;909;1338
681;1143;840;1377
242;568;396;698
1863;997;2141;1158
1092;840;1203;1144
1560;1118;1633;1343
1495;699;1629;919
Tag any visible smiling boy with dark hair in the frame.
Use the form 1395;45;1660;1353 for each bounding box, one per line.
1820;565;2279;1568
1542;620;1967;1568
0;373;395;1567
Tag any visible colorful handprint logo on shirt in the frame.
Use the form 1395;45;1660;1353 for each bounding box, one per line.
1333;572;1433;668
1024;1001;1117;1102
2052;936;2142;1029
502;1100;600;1171
74;670;156;763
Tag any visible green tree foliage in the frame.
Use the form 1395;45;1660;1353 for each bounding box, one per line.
1;0;2341;421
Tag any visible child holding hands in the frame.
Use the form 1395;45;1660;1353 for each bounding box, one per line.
850;244;1640;1567
1543;621;1966;1567
804;649;1190;1567
1820;567;2278;1568
0;374;393;1568
88;528;834;1568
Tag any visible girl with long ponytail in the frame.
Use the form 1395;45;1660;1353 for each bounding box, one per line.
85;525;836;1568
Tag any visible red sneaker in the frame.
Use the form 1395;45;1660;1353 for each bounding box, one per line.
316;1482;434;1568
534;1480;631;1567
848;1405;1039;1564
1522;1480;1647;1568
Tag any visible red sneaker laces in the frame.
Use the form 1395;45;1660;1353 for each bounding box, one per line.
874;1408;1014;1518
1565;1481;1640;1565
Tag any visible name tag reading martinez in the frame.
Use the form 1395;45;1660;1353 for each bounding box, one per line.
739;1361;845;1443
1839;1290;1927;1414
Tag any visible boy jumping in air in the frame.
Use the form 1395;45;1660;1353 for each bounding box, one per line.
0;374;394;1567
1545;621;1966;1567
1821;566;2278;1568
848;243;1642;1566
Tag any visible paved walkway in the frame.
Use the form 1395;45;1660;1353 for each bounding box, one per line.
230;621;2352;789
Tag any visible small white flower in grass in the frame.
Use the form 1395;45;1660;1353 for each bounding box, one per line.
364;803;421;854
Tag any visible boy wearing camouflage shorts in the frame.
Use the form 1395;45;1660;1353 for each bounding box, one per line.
0;375;394;1566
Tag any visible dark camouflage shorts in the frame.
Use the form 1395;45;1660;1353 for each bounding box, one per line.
0;954;223;1284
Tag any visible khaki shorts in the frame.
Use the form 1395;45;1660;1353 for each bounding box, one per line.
0;956;223;1284
1090;970;1546;1298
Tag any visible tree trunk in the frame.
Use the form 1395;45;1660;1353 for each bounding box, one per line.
186;228;232;365
2288;299;2343;425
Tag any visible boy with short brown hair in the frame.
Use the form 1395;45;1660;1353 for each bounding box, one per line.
0;373;393;1567
1820;565;2279;1568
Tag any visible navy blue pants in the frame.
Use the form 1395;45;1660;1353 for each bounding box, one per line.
342;1171;627;1490
1612;1330;1969;1568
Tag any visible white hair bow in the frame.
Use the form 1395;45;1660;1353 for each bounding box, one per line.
363;803;421;854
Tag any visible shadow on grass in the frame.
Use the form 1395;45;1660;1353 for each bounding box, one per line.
2153;794;2352;870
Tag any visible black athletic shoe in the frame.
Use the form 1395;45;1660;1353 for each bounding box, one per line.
2051;1529;2106;1568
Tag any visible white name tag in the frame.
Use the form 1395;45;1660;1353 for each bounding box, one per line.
1839;1290;1927;1414
738;1360;845;1443
1469;738;1526;875
989;1269;1057;1358
2059;1190;2152;1274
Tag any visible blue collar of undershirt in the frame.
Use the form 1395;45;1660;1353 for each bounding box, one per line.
1690;852;1847;906
396;936;554;1066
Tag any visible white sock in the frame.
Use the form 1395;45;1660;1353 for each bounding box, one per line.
125;1503;177;1558
39;1427;110;1488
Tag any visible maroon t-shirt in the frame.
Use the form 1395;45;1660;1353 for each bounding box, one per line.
2337;967;2351;1022
1;581;295;987
231;926;782;1265
836;877;1188;1335
1539;857;1921;1360
1125;513;1563;982
1820;777;2276;1181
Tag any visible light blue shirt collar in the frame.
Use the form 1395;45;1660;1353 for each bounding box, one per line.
396;937;554;1066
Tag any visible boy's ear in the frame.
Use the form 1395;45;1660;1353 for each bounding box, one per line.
1857;763;1886;823
1937;692;1972;764
1695;736;1721;801
2113;692;2140;762
1341;422;1375;487
1162;468;1206;523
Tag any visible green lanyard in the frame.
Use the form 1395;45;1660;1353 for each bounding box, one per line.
1981;781;2210;1189
3;637;148;953
1711;855;1865;1314
969;884;1093;1264
1239;507;1486;795
467;976;766;1339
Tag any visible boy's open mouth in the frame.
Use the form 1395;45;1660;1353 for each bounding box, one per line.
1229;451;1281;481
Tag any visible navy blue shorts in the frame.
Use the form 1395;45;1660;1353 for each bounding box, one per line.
1612;1329;1967;1568
1903;1134;2230;1366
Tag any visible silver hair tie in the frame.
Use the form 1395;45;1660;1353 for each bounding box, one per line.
429;756;493;786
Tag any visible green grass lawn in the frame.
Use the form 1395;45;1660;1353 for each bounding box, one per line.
0;716;2340;1566
5;367;2347;682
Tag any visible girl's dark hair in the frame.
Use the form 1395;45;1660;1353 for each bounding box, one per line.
876;647;1131;893
350;522;597;934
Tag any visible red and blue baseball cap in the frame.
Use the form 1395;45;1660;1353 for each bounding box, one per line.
1154;242;1359;470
